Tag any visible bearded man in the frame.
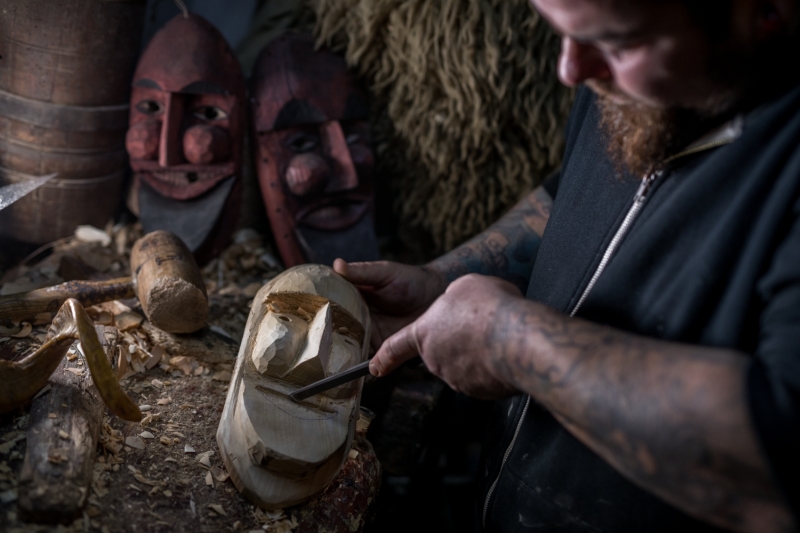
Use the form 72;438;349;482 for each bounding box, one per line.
333;0;800;531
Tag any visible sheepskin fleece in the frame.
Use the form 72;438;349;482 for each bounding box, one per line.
312;0;574;254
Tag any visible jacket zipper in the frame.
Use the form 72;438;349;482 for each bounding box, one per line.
480;118;743;530
481;172;657;530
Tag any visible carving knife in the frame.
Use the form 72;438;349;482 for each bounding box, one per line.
289;356;423;402
0;173;57;211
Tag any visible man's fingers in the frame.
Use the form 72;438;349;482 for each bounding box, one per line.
333;258;397;288
370;325;420;377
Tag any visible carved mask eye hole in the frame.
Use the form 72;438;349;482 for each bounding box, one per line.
344;338;356;347
192;106;228;121
277;315;292;322
135;100;163;115
284;132;319;153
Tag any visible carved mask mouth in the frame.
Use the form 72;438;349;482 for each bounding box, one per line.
295;196;370;231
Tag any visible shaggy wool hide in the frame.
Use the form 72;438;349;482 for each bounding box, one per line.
312;0;574;255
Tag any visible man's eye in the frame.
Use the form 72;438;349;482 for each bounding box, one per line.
135;100;163;115
192;106;228;121
285;133;318;153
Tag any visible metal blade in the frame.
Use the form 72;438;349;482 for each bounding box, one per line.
289;356;423;402
0;173;57;211
289;360;372;402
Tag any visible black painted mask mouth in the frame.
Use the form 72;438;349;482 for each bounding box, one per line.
296;197;370;231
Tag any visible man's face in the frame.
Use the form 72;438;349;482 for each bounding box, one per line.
532;0;737;110
531;0;760;175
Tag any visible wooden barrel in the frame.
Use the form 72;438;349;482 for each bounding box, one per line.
0;0;145;245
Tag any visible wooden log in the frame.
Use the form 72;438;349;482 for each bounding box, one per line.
17;325;119;524
0;278;135;322
130;230;208;334
217;264;371;509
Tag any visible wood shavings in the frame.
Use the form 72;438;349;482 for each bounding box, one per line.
211;466;229;483
10;322;32;338
211;370;232;382
115;311;143;332
48;413;57;419
163;489;173;497
168;356;198;376
140;413;161;426
139;431;155;439
243;282;262;297
99;423;123;455
138;405;152;412
184;444;195;453
196;450;214;468
159;436;172;446
94;311;113;326
133;472;158;486
156;397;172;406
124;436;145;450
75;225;111;246
207;503;227;516
58;430;70;440
65;368;84;376
151;378;164;388
205;471;213;486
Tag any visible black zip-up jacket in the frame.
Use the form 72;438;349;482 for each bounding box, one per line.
478;85;800;532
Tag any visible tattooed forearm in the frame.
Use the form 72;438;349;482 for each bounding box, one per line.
427;186;552;291
488;299;793;533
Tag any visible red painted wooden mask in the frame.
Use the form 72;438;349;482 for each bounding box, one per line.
252;33;379;267
126;14;245;262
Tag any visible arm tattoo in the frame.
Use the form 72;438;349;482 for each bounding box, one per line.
488;301;793;532
427;186;552;291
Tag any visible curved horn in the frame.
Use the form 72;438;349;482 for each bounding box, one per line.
0;299;142;421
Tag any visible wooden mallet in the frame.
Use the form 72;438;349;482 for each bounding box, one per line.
0;230;208;334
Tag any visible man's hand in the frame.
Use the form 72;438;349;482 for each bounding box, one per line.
371;274;521;399
333;258;449;352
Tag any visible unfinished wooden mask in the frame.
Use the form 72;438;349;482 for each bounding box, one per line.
126;14;246;263
251;34;380;267
217;264;370;509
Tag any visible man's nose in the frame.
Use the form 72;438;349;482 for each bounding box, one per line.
159;94;184;167
557;36;611;87
320;121;358;192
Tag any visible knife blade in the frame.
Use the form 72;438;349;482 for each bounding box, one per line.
0;173;57;211
289;356;423;402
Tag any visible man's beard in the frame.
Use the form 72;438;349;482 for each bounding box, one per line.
588;28;765;178
589;80;741;178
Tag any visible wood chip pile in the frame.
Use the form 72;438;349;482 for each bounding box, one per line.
0;224;380;533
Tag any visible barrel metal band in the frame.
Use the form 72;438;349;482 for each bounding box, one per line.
0;88;129;132
0;165;125;188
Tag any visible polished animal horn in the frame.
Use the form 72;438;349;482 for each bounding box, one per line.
0;299;141;421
